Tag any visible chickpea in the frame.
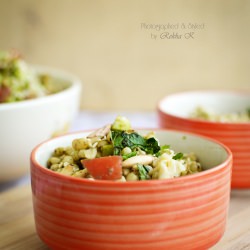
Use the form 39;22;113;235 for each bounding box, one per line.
122;168;130;176
126;172;139;181
72;138;89;150
121;147;132;155
54;147;65;156
50;164;60;171
61;155;74;165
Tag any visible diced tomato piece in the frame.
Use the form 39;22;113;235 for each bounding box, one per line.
0;85;11;103
81;156;122;180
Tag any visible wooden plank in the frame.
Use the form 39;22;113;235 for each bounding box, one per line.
0;185;44;249
211;191;250;250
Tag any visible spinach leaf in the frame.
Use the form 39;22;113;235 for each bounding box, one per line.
122;151;137;160
137;164;150;180
172;152;183;160
145;137;160;154
155;144;170;157
111;130;160;155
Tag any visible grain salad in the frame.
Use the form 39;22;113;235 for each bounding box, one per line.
0;50;68;103
190;106;250;123
47;116;202;181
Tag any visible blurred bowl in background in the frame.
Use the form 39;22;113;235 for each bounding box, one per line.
157;90;250;188
0;66;82;182
31;129;232;250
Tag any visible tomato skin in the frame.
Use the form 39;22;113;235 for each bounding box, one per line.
0;85;11;103
81;156;122;180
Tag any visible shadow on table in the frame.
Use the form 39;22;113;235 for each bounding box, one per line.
0;174;30;192
230;188;250;198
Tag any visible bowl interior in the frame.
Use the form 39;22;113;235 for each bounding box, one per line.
159;91;250;118
34;130;230;175
34;66;74;90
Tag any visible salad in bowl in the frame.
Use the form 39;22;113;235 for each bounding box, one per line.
0;50;67;103
47;116;202;181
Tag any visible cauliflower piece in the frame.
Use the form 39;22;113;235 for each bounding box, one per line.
152;153;187;179
111;116;131;131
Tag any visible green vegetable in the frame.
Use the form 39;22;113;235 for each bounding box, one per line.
137;164;150;180
155;144;170;156
122;151;137;160
111;130;160;155
173;152;183;160
111;116;131;131
101;144;114;156
0;50;68;103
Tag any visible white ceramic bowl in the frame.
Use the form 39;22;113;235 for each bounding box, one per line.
0;66;82;182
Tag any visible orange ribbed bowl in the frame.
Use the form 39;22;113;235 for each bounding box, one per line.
31;129;232;250
157;90;250;188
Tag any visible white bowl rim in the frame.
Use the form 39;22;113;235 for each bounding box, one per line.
30;128;233;187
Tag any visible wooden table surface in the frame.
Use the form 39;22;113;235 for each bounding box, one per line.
1;184;250;250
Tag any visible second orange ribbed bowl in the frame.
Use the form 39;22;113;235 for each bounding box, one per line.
31;129;232;250
157;90;250;188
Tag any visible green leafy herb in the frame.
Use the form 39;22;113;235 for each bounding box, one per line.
172;152;183;160
161;145;170;150
122;151;137;160
137;164;150;180
111;130;160;155
155;144;170;157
